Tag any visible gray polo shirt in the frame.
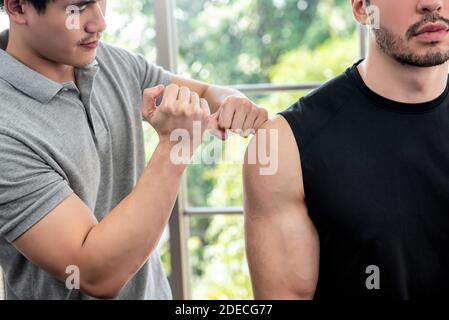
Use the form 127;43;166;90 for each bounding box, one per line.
0;30;173;300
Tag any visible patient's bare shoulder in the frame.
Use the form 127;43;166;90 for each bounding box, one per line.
244;115;305;207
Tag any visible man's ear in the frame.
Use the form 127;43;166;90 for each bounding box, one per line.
352;0;371;27
4;0;28;25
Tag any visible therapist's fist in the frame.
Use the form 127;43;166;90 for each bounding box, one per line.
142;84;211;149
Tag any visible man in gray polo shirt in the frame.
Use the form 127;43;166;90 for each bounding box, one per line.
0;0;268;299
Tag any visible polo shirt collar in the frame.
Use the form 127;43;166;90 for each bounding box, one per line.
0;29;99;104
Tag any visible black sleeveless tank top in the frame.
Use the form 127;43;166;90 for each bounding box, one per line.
280;60;449;299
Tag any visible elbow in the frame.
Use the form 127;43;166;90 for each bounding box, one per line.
254;290;315;300
79;269;129;299
75;251;129;299
80;280;125;300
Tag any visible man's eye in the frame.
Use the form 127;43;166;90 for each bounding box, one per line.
68;5;87;14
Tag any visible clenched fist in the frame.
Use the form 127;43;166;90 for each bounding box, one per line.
210;95;269;140
142;84;211;151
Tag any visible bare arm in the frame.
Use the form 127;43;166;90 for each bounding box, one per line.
171;75;268;139
13;84;210;299
171;75;244;114
243;116;320;300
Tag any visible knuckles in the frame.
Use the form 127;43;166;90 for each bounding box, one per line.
222;96;257;113
166;83;180;91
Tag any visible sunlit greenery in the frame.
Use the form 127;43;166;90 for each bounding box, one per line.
103;0;359;299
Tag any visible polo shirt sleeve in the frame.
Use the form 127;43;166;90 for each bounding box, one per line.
131;53;172;91
97;43;172;93
0;133;73;243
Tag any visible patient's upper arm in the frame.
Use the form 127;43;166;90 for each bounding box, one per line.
243;116;320;299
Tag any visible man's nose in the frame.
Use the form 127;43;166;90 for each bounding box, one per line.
85;3;107;35
417;0;443;15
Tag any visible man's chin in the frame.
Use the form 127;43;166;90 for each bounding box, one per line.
394;52;449;68
73;54;98;67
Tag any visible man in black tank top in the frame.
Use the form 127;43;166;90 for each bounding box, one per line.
244;0;449;299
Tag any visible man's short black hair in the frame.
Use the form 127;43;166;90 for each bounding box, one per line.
0;0;53;13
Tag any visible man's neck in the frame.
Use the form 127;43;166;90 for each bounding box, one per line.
5;35;75;85
358;42;449;104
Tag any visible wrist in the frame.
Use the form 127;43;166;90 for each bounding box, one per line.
154;139;191;173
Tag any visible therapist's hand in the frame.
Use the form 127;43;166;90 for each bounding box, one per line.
142;84;211;152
